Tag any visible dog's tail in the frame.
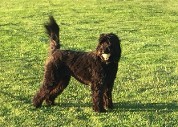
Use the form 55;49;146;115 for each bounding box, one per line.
44;16;60;52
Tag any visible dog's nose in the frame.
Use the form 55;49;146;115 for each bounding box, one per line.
102;53;111;61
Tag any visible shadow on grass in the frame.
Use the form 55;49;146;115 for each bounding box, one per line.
1;88;178;113
48;101;178;112
114;102;178;112
57;102;91;108
0;89;31;104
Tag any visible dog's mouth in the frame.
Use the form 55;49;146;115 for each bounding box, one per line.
101;53;111;61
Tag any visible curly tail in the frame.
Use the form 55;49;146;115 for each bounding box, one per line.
44;16;60;53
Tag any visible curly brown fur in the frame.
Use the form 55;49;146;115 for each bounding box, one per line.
33;16;121;112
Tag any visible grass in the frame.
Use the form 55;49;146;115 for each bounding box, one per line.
0;0;178;126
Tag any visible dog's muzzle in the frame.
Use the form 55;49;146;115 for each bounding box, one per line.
101;53;111;61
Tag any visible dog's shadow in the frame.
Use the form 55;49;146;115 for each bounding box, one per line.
2;89;177;112
55;101;178;112
114;102;178;112
56;102;91;108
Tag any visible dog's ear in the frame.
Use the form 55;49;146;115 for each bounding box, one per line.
99;34;108;43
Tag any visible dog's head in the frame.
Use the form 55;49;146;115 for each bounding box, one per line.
96;33;121;63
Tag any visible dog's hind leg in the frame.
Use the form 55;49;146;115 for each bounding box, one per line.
32;59;57;108
32;84;52;108
45;75;71;106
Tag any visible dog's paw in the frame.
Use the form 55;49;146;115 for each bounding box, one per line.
33;101;42;108
93;107;106;113
32;95;43;108
45;99;55;106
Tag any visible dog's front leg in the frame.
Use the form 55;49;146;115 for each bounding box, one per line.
91;84;106;112
103;86;114;109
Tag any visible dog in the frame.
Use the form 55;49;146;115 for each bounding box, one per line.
32;16;121;112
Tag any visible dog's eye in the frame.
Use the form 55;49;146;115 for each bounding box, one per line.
105;47;110;54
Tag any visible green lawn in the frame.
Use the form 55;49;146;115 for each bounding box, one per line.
1;0;178;126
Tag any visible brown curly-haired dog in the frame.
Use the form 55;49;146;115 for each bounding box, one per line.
33;16;121;112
